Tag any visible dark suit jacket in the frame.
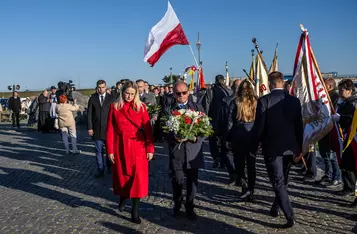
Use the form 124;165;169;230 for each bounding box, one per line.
165;100;206;170
251;89;303;157
202;84;232;130
87;93;115;141
9;96;22;113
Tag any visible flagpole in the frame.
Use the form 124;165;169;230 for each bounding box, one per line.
252;38;269;73
188;44;199;68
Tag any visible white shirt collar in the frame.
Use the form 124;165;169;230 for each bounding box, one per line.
99;92;106;98
271;88;284;91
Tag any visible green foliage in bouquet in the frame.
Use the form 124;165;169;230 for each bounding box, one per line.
161;109;214;141
147;104;161;118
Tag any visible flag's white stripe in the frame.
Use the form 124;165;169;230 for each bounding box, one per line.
143;2;180;62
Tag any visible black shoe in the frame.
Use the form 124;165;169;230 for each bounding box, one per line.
228;175;236;186
240;191;251;200
171;205;181;218
282;218;295;228
131;215;141;224
269;208;280;217
186;210;198;221
94;170;105;178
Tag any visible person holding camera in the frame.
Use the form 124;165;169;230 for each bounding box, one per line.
56;94;80;155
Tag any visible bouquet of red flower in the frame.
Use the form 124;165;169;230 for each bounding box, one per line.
162;109;214;143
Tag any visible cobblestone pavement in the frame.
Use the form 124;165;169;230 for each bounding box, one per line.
0;123;356;233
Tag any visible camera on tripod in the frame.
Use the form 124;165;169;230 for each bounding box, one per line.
57;80;76;101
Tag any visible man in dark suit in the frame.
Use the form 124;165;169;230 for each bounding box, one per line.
8;91;22;128
251;72;303;228
202;75;232;168
87;80;115;177
165;82;205;221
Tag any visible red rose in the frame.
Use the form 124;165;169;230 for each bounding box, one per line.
184;117;192;125
197;118;201;123
172;110;180;116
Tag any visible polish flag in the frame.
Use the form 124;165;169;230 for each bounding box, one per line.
144;2;189;67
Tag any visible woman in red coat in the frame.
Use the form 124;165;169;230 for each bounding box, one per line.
106;81;154;224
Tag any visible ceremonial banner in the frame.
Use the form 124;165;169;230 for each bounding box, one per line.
269;44;278;74
249;53;255;83
343;109;357;153
291;27;334;154
199;66;207;89
255;55;270;97
144;2;189;67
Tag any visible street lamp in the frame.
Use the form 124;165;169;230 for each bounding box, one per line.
196;32;202;65
8;84;20;92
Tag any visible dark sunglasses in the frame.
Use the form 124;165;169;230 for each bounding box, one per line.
176;91;188;96
169;86;173;89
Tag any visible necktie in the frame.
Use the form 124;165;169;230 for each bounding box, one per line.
179;104;185;109
100;95;104;106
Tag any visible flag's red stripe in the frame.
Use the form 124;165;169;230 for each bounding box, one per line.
147;24;189;67
306;35;318;100
293;34;303;76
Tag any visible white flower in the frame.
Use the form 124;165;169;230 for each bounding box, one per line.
166;116;180;134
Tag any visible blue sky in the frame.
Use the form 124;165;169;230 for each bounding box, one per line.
0;0;356;91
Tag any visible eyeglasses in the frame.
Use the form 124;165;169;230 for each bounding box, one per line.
176;91;188;96
169;86;173;89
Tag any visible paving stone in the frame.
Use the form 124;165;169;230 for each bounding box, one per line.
0;123;356;233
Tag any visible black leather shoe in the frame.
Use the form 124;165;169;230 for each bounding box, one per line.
131;215;141;224
94;170;104;178
186;210;198;221
282;218;295;228
228;175;236;186
269;208;280;217
240;191;252;200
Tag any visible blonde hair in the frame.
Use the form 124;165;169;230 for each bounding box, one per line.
235;79;257;122
114;81;143;111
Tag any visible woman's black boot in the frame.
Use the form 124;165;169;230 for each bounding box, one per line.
118;197;127;212
131;198;141;224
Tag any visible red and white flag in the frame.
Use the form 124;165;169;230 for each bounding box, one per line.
291;26;336;154
143;2;189;67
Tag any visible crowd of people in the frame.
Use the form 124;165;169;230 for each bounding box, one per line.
4;73;357;229
82;73;356;228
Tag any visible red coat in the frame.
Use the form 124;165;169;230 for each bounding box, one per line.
106;101;154;198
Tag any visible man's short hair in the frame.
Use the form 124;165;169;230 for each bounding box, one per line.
325;78;337;90
268;72;284;86
215;75;225;85
136;79;144;84
338;79;355;92
173;81;188;91
144;81;149;85
96;80;106;87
